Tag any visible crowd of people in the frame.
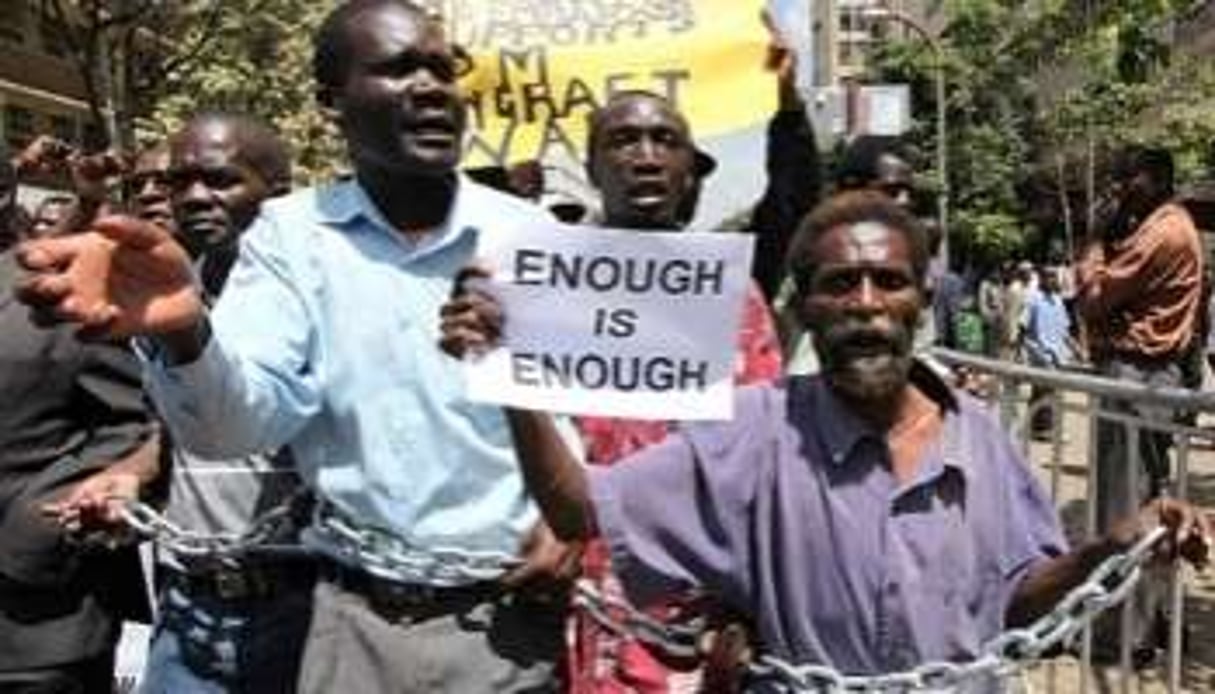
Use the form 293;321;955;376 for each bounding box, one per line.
0;1;1211;693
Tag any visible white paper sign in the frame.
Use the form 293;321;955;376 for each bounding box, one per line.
465;223;755;420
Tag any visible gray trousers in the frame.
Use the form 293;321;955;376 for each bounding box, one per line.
298;578;563;693
1093;358;1181;650
1094;359;1181;530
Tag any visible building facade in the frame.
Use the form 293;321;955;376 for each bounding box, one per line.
812;0;942;86
0;0;94;156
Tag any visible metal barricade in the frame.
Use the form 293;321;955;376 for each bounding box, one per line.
933;348;1215;694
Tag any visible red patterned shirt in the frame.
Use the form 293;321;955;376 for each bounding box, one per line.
568;282;782;693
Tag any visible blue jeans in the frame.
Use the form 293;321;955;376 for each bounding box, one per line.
140;574;312;694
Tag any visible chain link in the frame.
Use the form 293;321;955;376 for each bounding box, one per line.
123;492;1177;691
747;526;1169;692
119;495;522;585
572;581;706;660
572;526;1171;692
118;490;311;560
311;502;522;585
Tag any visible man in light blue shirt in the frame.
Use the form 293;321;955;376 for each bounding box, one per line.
15;1;577;691
1024;267;1074;368
1024;266;1075;438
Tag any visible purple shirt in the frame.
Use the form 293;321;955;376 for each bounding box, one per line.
590;364;1065;678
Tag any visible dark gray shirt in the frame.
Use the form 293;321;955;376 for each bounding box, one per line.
0;250;153;668
591;366;1065;679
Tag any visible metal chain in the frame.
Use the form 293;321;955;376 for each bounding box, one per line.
572;581;706;660
119;496;522;584
118;490;311;560
747;526;1170;692
572;527;1170;692
311;502;522;585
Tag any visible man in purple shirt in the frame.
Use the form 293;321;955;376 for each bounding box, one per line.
440;191;1209;688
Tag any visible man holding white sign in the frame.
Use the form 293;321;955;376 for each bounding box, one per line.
465;223;755;421
442;191;1211;691
446;89;781;693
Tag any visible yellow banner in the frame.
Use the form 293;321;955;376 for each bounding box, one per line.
428;0;776;167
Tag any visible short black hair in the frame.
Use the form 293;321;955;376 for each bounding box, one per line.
787;190;930;294
584;90;715;178
835;135;910;189
1113;145;1174;191
313;0;433;99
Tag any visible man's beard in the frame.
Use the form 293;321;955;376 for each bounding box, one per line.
817;320;916;409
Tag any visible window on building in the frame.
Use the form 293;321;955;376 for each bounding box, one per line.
5;105;35;150
0;0;27;45
49;114;78;145
839;43;859;69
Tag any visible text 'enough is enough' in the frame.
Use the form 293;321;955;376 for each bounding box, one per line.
512;249;726;296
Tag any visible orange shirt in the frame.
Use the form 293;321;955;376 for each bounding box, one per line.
1077;202;1204;359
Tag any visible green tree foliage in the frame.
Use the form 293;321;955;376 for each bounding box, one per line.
870;0;1215;265
150;0;343;183
38;0;228;150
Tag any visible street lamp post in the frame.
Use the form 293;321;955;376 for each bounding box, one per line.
861;6;949;269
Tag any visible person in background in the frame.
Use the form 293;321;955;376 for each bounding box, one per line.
1024;266;1076;437
748;9;822;304
0;149;156;694
27;195;76;239
1077;145;1206;662
564;89;781;693
127;142;176;232
1001;262;1032;361
977;265;1006;358
52;112;307;694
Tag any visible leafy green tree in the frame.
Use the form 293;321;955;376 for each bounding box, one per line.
869;0;1215;266
37;0;228;150
150;0;344;182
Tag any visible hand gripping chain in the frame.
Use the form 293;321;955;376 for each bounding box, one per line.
118;492;312;560
575;526;1171;692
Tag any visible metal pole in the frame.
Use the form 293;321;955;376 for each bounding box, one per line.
934;53;948;269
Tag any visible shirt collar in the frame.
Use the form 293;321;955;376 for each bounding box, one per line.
812;358;962;472
316;173;493;257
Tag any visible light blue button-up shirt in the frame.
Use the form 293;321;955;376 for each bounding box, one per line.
143;177;564;572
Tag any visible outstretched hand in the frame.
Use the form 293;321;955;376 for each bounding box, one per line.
15;215;203;340
1112;497;1211;570
438;263;503;358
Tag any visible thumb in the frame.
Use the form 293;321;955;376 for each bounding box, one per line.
93;215;170;251
452;261;493;298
